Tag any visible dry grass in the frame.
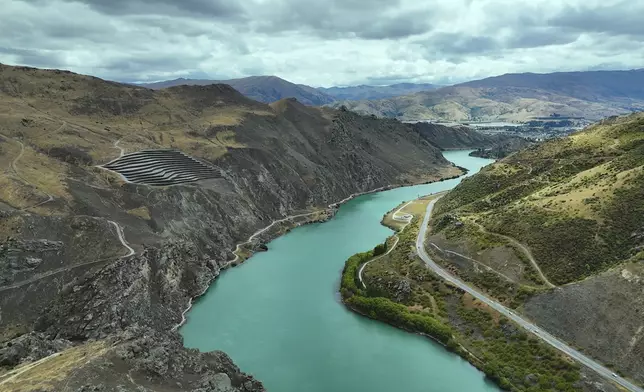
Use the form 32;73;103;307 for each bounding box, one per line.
17;148;69;200
127;206;151;220
400;198;431;216
528;162;643;220
0;176;45;210
0;341;109;392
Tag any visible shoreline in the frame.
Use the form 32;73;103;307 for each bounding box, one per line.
171;168;466;332
338;200;498;388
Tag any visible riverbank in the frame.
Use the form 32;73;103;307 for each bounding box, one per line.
173;168;466;332
181;151;510;392
340;197;587;391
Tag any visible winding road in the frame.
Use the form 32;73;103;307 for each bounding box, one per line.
5;136;55;211
358;200;413;288
417;198;643;392
109;220;135;257
0;220;135;293
469;220;555;288
113;138;125;157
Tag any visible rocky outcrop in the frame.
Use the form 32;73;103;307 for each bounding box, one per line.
0;64;460;390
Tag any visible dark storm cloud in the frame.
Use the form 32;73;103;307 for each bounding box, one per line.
548;3;644;38
419;26;580;61
426;33;500;55
37;0;245;18
253;0;434;40
506;28;580;49
1;0;642;86
358;11;434;40
0;47;65;68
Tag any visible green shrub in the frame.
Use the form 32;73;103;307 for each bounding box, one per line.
347;296;453;345
373;243;387;256
340;251;372;298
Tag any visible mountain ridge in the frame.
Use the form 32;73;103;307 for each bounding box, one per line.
330;69;644;122
138;75;337;106
319;82;439;100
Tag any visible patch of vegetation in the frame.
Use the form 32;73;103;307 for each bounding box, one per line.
346;296;453;345
457;303;580;391
372;242;387;256
126;206;151;220
340;203;584;391
45;146;93;165
432;112;644;285
339;251;371;299
485;207;608;285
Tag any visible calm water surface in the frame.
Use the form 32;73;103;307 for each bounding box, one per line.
181;150;499;392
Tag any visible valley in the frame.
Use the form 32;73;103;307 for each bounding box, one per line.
2;0;644;390
0;63;466;391
0;61;642;392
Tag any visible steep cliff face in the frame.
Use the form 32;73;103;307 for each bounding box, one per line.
412;122;531;153
0;64;459;391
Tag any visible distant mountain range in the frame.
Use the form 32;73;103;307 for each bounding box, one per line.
137;77;439;105
318;83;438;100
139;75;336;106
138;69;644;122
332;69;644;122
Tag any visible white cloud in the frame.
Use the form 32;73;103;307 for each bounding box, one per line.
1;0;642;86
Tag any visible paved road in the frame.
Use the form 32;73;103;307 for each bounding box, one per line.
417;198;644;392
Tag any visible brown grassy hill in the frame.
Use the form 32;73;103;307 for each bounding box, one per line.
139;75;336;106
427;112;644;383
332;85;643;122
459;69;644;102
332;69;644;122
0;63;459;391
319;83;438;100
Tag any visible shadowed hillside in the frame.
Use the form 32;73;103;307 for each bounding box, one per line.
139;75;336;105
0;63;459;391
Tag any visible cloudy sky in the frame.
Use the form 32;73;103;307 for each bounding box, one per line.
1;0;643;86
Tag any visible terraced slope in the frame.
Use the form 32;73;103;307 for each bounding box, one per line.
103;150;220;186
427;112;644;383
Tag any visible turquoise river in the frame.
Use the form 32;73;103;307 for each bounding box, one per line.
181;150;500;392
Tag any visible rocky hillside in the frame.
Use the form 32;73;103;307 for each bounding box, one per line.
331;69;644;122
139;75;336;106
427;113;644;383
0;63;459;391
319;83;438;101
412;122;532;153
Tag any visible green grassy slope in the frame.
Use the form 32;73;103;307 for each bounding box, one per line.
432;112;644;285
